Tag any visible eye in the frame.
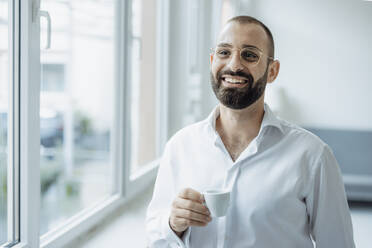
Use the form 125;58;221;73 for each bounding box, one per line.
241;50;259;62
216;49;231;57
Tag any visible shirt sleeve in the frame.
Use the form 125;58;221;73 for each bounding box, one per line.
306;145;355;248
145;142;191;248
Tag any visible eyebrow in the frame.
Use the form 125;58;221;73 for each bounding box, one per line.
216;42;262;51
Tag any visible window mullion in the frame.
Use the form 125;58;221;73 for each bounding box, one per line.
11;0;20;244
121;0;131;198
19;0;41;247
7;0;15;244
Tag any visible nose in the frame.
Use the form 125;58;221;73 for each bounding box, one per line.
227;51;244;72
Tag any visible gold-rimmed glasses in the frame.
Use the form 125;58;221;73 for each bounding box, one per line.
211;46;274;67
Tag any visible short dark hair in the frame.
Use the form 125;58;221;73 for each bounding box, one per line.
227;16;275;59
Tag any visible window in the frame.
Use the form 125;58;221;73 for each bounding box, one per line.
0;0;20;246
0;0;9;244
41;64;65;92
129;0;161;176
39;0;117;236
0;0;170;246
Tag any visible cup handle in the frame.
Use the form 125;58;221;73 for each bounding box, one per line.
201;194;207;206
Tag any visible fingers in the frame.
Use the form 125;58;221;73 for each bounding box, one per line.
173;197;210;216
169;188;211;233
178;188;204;203
170;207;210;233
173;208;212;223
172;217;208;228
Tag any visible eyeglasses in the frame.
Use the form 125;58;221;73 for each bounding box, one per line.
211;46;274;67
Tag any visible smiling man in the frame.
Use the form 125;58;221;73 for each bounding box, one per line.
146;16;355;248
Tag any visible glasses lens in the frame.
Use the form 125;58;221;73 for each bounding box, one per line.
215;47;231;58
241;48;260;63
213;47;261;65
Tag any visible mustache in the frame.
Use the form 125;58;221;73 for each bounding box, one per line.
216;70;254;84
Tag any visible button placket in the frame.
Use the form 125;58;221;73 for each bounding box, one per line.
217;166;241;248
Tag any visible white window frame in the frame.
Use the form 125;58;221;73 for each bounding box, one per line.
125;0;170;198
15;0;40;247
4;0;20;246
5;0;170;247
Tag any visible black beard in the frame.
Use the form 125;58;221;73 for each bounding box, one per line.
210;67;268;110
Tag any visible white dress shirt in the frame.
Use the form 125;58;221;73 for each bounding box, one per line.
146;103;355;248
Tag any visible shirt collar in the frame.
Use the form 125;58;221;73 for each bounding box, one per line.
207;103;284;140
261;103;284;133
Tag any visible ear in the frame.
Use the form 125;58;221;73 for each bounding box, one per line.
267;60;280;84
210;53;214;66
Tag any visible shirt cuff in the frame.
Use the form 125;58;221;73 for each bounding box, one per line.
182;227;191;247
162;214;191;248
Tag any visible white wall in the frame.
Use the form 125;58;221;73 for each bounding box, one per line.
236;0;372;131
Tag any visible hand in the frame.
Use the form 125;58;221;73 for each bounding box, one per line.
169;188;212;236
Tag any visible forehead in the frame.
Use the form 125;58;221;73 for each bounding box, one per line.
217;22;268;51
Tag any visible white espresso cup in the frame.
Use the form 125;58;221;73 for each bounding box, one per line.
202;189;230;217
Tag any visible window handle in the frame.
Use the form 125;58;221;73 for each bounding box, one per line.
39;10;51;49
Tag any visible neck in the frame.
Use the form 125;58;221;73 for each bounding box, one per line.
216;97;265;143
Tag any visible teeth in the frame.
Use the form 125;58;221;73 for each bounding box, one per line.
224;77;247;84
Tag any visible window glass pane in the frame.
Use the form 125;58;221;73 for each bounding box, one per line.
0;0;9;244
40;0;116;235
41;64;65;92
129;0;159;175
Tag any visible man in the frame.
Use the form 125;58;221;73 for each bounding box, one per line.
146;16;355;248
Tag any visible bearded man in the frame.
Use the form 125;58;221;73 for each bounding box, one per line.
146;16;355;248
